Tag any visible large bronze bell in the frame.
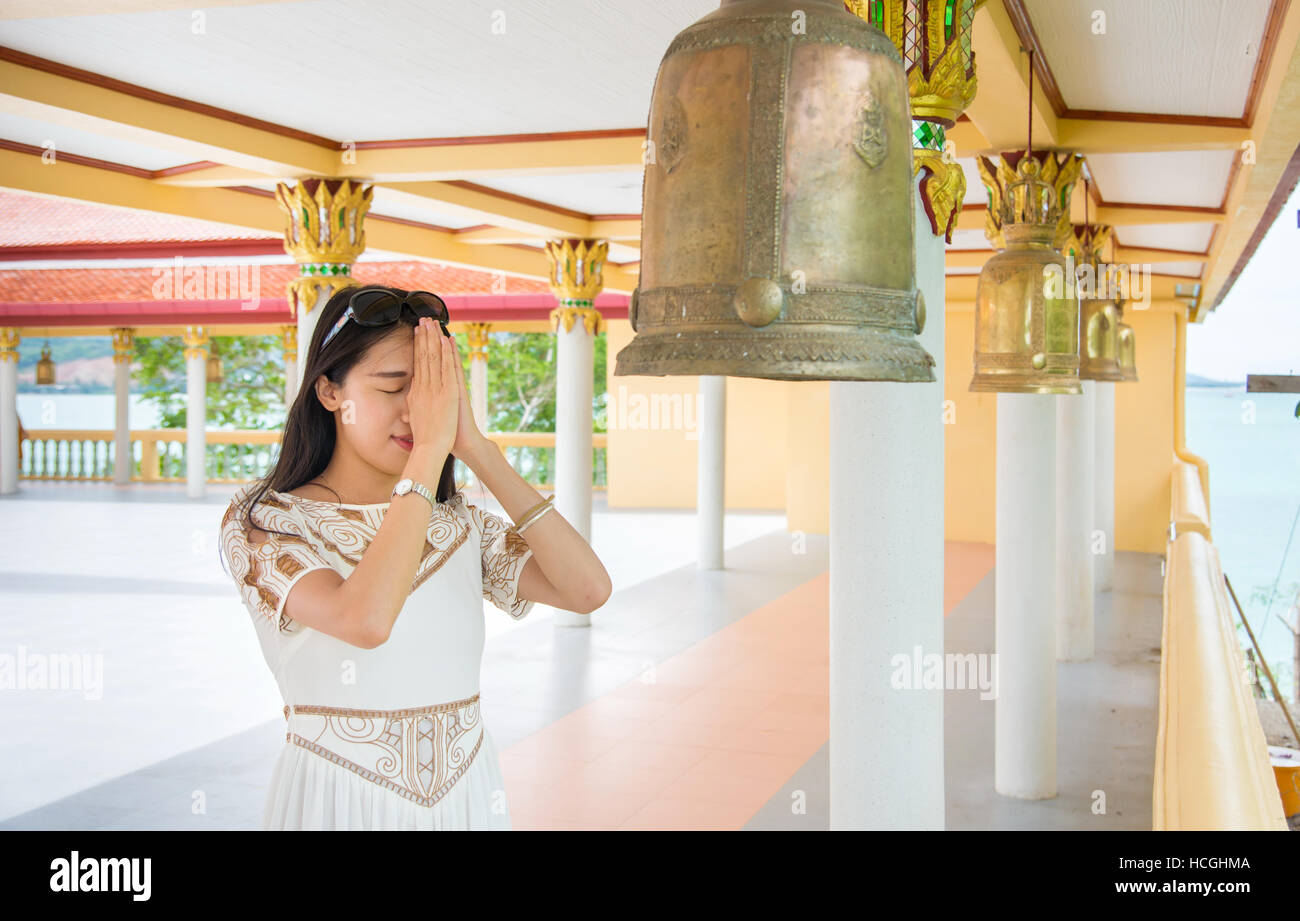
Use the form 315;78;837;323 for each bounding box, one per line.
614;0;933;382
970;153;1081;394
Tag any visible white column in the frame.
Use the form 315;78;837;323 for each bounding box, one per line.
296;287;329;390
995;392;1057;799
1093;380;1115;591
284;354;298;408
471;352;488;432
185;327;208;499
0;329;18;495
113;341;131;485
553;311;595;629
555;317;594;542
829;189;944;829
697;374;726;570
1057;383;1095;660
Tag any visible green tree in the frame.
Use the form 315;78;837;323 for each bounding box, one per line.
134;334;286;430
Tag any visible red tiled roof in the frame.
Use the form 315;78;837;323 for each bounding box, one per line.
0;190;280;247
0;261;627;326
0;262;553;302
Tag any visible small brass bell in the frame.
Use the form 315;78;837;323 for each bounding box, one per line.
206;338;223;384
970;153;1081;394
1079;296;1123;381
1116;304;1138;382
35;341;56;385
614;0;933;382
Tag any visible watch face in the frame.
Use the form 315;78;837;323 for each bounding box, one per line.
396;478;411;495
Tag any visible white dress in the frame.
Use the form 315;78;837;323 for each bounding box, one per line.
218;482;535;830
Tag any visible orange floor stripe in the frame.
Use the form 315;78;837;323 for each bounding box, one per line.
500;540;994;830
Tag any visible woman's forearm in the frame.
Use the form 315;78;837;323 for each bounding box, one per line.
460;437;611;607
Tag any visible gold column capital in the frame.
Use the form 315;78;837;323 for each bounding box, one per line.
466;322;493;360
549;306;605;336
182;325;210;361
912;149;965;244
275;178;373;319
852;0;981;239
110;327;135;365
280;323;298;363
0;327;19;364
545;238;607;304
0;327;19;363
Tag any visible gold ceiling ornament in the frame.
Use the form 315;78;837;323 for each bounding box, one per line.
979;150;1082;252
0;328;18;363
110;327;134;365
546;238;607;336
615;0;932;382
970;156;1081;394
182;325;210;362
275;178;374;319
849;0;983;126
466;322;493;360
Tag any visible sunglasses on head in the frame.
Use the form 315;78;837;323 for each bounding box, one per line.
319;287;450;354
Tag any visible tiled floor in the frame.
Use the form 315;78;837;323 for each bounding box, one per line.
0;480;1161;830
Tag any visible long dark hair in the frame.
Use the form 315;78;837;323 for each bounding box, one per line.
229;283;459;546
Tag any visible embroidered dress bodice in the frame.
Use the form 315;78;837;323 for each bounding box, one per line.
218;482;534;829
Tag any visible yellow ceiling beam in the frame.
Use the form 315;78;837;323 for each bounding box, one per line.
352;136;645;181
955;204;1222;233
946;274;1193;302
381;181;592;238
0;58;337;177
456;216;641;245
0;147;639;292
945;246;1207;269
964;0;1058;152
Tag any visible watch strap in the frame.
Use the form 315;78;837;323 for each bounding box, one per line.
393;478;436;511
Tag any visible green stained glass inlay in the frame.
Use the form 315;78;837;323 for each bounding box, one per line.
945;0;956;40
912;119;945;150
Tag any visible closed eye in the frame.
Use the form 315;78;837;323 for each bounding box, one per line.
381;388;404;394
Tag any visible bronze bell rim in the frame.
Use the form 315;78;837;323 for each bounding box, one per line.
968;376;1083;395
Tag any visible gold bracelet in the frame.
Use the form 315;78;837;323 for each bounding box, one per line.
515;503;554;534
513;495;550;527
513;495;554;532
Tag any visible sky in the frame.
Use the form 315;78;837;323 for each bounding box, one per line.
1187;181;1300;382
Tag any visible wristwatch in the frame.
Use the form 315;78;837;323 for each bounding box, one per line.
391;477;436;511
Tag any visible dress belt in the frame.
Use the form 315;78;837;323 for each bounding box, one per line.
282;694;484;808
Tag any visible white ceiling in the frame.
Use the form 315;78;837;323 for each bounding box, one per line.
1114;223;1217;252
475;171;645;216
1023;0;1271;118
0;0;718;142
1086;150;1235;207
